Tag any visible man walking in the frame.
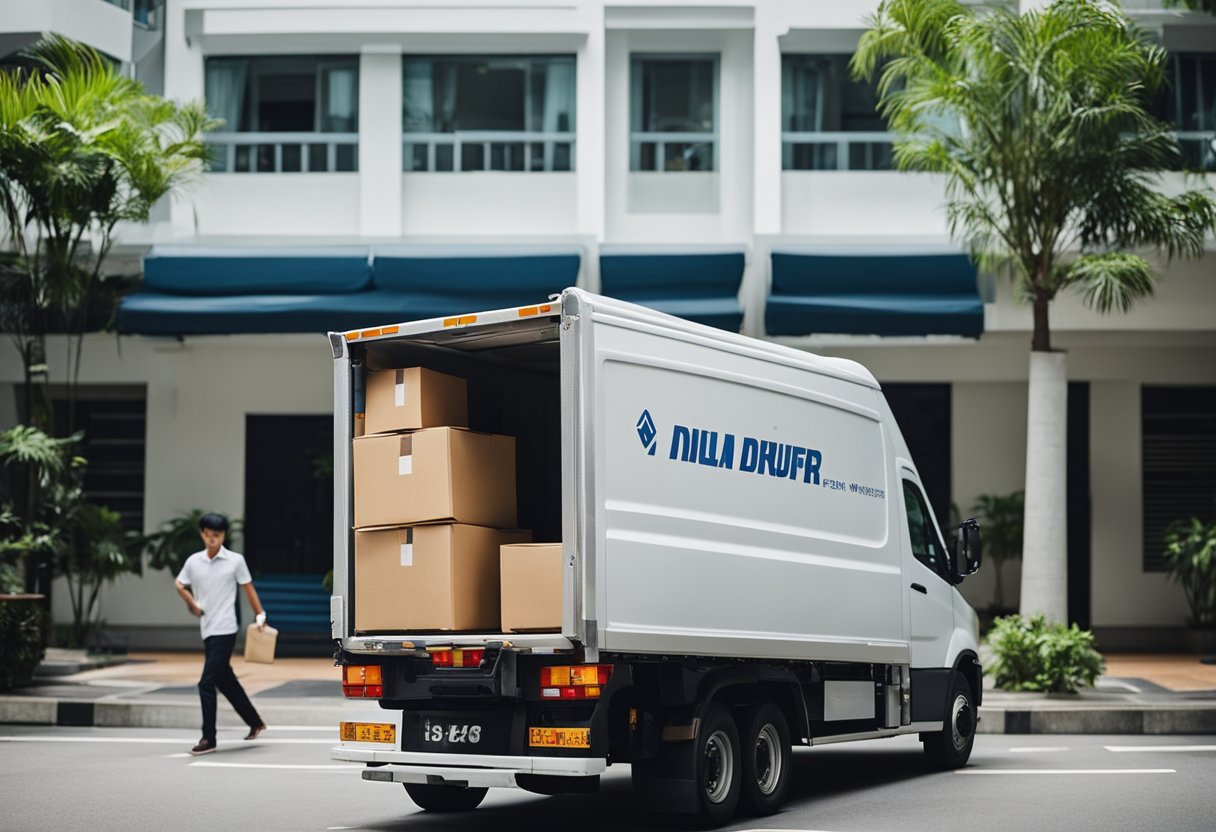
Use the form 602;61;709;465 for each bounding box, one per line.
175;512;268;755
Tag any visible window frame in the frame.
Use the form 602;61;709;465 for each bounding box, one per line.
628;53;720;173
901;477;953;585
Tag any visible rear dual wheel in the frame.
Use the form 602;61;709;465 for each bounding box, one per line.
404;783;488;812
738;703;792;816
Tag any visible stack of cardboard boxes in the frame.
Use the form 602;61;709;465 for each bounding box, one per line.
352;367;561;633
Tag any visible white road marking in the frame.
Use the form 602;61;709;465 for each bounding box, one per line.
255;725;337;732
0;736;334;745
956;769;1175;775
1009;746;1070;753
189;761;360;771
1105;745;1216;753
163;753;192;758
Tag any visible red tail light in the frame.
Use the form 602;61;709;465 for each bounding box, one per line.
342;665;383;698
539;665;613;699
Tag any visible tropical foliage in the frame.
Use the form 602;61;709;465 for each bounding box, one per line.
971;491;1024;612
987;613;1105;693
1162;517;1216;630
142;508;243;576
853;0;1216;621
0;35;214;428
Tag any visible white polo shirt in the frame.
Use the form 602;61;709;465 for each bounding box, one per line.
176;547;252;640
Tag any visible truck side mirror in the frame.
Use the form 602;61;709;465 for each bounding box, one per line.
953;518;982;582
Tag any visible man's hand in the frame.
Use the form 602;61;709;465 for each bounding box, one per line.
189;602;204;618
255;611;267;630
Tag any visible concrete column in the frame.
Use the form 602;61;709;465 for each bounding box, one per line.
359;47;403;238
576;9;606;241
752;11;782;237
1019;350;1069;623
164;3;206;238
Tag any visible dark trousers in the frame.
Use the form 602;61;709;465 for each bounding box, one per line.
199;633;261;742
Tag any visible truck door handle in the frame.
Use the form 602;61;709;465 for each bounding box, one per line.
910;583;927;595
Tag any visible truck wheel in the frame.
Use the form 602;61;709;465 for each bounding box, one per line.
403;783;488;812
694;703;742;826
737;702;791;816
922;673;976;770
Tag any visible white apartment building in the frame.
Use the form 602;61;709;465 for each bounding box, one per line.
1;0;1213;651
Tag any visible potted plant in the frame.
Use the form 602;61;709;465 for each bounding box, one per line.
1161;517;1216;654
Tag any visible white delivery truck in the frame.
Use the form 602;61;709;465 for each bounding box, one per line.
329;288;982;826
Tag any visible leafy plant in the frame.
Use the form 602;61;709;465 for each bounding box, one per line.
0;34;215;430
60;503;139;647
142;509;244;576
971;491;1024;611
0;597;47;691
987;613;1105;693
854;0;1216;623
1161;518;1216;630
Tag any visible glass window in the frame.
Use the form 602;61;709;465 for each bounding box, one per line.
782;54;893;171
903;480;951;582
630;57;717;172
402;56;576;172
1151;54;1216;172
203;56;359;173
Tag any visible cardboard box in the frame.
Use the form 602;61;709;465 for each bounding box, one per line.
365;367;468;435
355;525;531;632
500;543;564;632
353;427;516;529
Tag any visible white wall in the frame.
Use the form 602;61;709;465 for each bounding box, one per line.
187;175;361;237
782;172;952;241
401;175;579;236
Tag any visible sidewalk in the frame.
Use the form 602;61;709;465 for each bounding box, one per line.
1;650;1214;734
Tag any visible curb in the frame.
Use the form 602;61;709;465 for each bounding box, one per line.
977;705;1216;735
0;696;340;730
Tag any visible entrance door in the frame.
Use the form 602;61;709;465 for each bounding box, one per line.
900;475;954;668
244;415;333;574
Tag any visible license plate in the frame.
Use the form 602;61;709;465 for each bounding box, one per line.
422;721;484;747
403;711;511;754
340;721;396;744
528;727;590;749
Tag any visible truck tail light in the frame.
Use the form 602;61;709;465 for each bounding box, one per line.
539;665;613;699
343;665;383;698
429;648;485;669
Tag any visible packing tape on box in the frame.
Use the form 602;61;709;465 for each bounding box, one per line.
394;368;406;408
399;435;412;476
399;528;413;567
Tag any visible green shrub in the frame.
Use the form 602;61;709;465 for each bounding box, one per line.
987;613;1105;693
0;598;48;691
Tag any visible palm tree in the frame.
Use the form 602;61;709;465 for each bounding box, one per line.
853;0;1216;624
0;35;215;428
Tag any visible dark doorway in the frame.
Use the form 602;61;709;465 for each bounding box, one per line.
244;416;333;574
883;384;952;532
1067;382;1091;629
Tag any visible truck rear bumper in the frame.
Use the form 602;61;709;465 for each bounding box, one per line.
332;747;607;784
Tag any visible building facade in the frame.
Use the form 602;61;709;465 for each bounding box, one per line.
2;0;1214;649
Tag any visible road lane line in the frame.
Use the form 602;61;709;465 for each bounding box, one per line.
189;761;360;770
1105;745;1216;753
956;769;1175;775
0;736;334;744
1008;746;1070;753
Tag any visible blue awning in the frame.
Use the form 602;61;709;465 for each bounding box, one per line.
765;247;983;338
599;245;745;332
118;245;582;336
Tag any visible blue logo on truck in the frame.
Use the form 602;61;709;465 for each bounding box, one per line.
636;410;658;456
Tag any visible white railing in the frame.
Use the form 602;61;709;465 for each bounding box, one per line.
629;131;716;172
782;131;896;171
403;131;575;172
206;132;359;173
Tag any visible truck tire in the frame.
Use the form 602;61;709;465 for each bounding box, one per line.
694;703;742;826
921;672;976;770
403;783;488;812
737;702;791;816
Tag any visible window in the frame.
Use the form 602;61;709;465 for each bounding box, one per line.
1142;386;1216;572
1151;53;1216;172
403;56;576;172
630;56;717;172
903;480;950;582
782;54;893;171
204;56;359;173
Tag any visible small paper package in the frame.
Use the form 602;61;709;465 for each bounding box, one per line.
244;623;278;664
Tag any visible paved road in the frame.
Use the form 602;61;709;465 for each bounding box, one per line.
1;727;1213;831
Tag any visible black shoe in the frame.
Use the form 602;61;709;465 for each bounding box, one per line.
190;738;217;755
244;723;267;741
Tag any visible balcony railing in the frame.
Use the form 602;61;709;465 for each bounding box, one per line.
206;132;359;173
783;131;896;172
1175;131;1216;173
629;132;716;172
404;131;575;172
